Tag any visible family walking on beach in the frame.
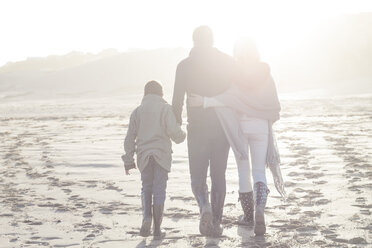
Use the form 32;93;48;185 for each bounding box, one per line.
122;26;284;240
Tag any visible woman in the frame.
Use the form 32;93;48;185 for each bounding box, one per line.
188;37;285;236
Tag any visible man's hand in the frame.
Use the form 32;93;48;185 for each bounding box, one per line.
187;93;204;107
125;169;132;175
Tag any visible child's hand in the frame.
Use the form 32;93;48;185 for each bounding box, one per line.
124;163;136;175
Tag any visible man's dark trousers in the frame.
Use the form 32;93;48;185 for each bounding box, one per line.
187;117;229;224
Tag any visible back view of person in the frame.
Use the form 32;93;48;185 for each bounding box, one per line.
188;37;282;236
172;26;236;236
123;80;186;239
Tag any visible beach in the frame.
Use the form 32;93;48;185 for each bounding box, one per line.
0;93;371;248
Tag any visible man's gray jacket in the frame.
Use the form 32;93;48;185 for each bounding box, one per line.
172;46;236;127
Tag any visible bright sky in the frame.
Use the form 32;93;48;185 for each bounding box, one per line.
0;0;371;66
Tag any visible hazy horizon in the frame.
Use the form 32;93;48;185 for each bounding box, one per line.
1;0;372;66
1;1;372;99
1;12;371;99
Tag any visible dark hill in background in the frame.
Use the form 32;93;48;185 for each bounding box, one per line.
0;48;188;97
0;13;371;99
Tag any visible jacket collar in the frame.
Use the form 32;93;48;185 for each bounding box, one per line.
189;46;218;57
141;94;166;104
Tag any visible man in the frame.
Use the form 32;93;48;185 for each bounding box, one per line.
172;26;235;236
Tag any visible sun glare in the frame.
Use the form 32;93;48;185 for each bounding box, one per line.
0;0;371;66
208;2;321;62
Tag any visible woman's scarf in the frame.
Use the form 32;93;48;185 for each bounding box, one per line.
214;74;286;198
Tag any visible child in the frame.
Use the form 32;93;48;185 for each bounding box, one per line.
122;80;186;239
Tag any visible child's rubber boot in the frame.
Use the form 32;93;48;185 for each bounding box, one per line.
139;192;152;237
153;204;166;240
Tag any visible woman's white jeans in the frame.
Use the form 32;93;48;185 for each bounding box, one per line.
234;118;269;193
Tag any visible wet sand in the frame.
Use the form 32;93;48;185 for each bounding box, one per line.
0;95;371;247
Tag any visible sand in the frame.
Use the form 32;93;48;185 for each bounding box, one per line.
0;94;371;247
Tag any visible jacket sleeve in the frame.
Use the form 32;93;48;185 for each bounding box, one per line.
122;108;138;169
204;97;225;108
172;62;186;125
164;106;186;144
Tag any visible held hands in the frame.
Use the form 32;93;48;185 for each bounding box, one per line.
187;93;204;107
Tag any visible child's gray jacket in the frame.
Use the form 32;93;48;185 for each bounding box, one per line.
122;94;186;172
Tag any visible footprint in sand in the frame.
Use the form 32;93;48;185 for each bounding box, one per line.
25;240;50;246
315;199;331;205
24;220;43;226
83;211;93;218
284;181;297;187
62;188;72;194
303;172;324;179
355;197;366;203
359;209;371;215
83;233;95;241
308;210;323;216
105;183;123;192
313;180;327;185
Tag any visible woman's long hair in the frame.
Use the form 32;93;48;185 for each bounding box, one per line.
233;37;269;90
233;37;260;64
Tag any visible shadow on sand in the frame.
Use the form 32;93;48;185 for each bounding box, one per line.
237;225;268;247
